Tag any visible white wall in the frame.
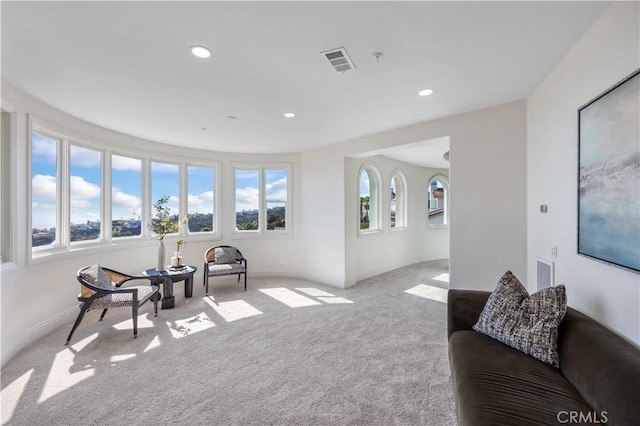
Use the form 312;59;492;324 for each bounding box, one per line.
346;155;449;282
0;81;305;365
527;2;640;344
300;147;348;287
1;77;529;365
323;101;527;291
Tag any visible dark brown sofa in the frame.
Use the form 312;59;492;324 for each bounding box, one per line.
448;290;640;425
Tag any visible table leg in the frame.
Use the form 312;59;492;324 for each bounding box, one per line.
162;277;175;309
185;275;193;298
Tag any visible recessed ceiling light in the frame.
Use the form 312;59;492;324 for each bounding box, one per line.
284;112;296;118
191;46;211;58
418;88;434;97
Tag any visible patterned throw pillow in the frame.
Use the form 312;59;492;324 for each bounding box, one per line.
214;247;237;264
473;270;567;368
80;264;115;290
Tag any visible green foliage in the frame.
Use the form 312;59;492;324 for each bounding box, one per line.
236;209;258;230
149;196;187;240
360;196;370;229
188;213;213;233
266;206;286;230
236;221;258;230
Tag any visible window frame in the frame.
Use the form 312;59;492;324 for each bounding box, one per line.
232;163;292;237
149;159;183;240
30;123;65;253
185;162;221;239
27;117;225;264
390;169;408;231
109;151;145;242
29;120;116;257
68;141;104;246
358;162;382;236
427;174;449;228
1;105;17;266
27;116;298;263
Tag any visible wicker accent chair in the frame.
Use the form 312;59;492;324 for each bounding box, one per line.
203;246;247;296
65;264;159;345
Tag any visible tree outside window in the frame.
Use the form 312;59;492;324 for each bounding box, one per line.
359;165;380;232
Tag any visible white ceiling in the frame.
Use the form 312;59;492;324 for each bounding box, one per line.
353;137;450;169
1;1;609;166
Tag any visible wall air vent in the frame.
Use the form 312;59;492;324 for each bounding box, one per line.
321;47;356;73
536;257;555;291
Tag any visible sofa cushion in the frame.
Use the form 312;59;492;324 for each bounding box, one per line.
80;264;115;290
214;247;237;264
473;271;566;367
86;285;158;311
449;330;592;426
208;263;245;276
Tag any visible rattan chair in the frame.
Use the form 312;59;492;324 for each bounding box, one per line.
203;246;247;296
65;264;159;345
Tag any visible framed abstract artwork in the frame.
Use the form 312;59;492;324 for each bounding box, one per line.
578;69;640;273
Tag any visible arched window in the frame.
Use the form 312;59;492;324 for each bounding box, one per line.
390;170;407;229
428;175;449;226
359;164;381;232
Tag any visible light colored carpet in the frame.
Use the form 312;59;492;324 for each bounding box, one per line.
1;260;455;425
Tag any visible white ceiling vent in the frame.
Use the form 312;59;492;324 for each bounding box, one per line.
321;47;356;73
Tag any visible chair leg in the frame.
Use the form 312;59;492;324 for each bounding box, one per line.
153;292;158;317
205;275;209;296
244;272;247;291
65;304;90;345
99;309;108;321
237;274;241;282
132;303;138;339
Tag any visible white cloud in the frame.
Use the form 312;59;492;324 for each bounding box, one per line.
31;196;56;229
70;145;100;167
265;177;287;202
236;187;259;212
112;187;141;211
70;176;100;204
188;191;214;214
70;176;101;224
32;174;57;200
32;134;57;163
112;155;142;171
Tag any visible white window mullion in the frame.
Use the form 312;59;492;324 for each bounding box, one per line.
213;165;220;236
59;137;70;248
103;151;112;242
180;162;188;238
142;158;151;239
259;167;266;233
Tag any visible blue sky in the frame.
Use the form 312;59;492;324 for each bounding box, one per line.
31;132;287;228
235;169;287;211
359;171;370;197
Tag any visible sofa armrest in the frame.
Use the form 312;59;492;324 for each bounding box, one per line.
447;289;491;338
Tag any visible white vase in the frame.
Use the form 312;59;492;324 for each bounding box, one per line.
157;239;166;271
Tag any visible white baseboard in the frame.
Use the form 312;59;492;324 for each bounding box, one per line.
1;307;77;368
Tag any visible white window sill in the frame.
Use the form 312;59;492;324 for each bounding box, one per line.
359;229;382;238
